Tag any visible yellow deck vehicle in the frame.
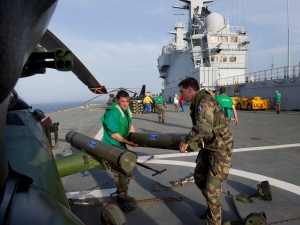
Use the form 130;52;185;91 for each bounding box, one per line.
231;97;240;108
236;96;270;110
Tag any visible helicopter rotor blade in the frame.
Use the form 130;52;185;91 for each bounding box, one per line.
84;88;120;104
39;29;107;94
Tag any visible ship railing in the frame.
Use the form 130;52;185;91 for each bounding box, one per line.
216;64;300;86
230;26;245;34
157;38;189;59
204;25;245;34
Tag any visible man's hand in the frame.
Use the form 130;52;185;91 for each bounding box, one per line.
234;119;238;126
179;136;189;153
111;133;138;148
127;141;138;148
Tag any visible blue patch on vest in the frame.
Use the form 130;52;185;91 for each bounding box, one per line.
88;140;98;148
148;134;158;140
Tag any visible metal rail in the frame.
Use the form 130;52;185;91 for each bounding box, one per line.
217;64;300;86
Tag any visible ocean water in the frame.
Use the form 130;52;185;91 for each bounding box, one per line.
31;101;104;114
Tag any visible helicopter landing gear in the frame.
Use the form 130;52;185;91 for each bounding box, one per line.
101;204;126;225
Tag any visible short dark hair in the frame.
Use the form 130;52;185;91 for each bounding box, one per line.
178;77;199;91
116;90;129;99
220;87;226;94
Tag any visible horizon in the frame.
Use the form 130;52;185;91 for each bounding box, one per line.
15;0;300;104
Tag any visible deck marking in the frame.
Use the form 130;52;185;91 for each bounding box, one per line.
66;189;116;199
138;155;153;163
146;159;300;196
153;143;300;159
66;158;300;199
67;143;300;199
94;127;103;140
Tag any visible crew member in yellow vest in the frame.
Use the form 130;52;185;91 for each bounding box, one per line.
143;93;153;114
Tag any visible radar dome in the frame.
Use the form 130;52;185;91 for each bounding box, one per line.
162;46;170;54
204;13;224;32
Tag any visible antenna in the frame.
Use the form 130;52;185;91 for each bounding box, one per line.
270;57;274;69
287;0;290;77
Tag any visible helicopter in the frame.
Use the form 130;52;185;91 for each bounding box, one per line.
83;85;146;107
0;1;135;224
107;85;146;99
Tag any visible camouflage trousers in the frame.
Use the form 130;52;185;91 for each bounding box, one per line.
194;143;233;225
275;102;281;112
156;104;166;121
111;168;131;198
225;117;231;126
174;103;180;112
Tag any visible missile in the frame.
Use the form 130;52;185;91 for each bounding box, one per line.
22;48;74;76
65;131;137;174
127;132;199;151
55;152;110;177
28;48;73;71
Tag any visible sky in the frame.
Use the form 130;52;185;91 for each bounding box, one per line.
15;0;300;104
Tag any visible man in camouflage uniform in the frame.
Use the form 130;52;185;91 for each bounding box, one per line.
178;77;234;225
154;93;167;123
151;94;156;113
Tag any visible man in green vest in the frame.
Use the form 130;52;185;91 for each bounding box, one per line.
154;93;167;123
178;77;234;225
274;90;281;114
101;90;138;212
215;87;238;126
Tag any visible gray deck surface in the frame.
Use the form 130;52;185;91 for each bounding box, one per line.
47;104;300;225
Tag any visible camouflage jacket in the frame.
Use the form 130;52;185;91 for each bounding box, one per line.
185;90;233;151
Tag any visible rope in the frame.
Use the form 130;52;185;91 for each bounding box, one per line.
68;175;300;225
152;176;194;192
69;196;183;207
77;107;89;132
69;178;115;201
268;217;300;224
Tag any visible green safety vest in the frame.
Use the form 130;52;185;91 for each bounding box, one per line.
274;92;281;102
215;94;233;117
155;96;164;104
101;102;132;148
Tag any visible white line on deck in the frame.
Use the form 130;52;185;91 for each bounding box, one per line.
66;159;300;199
152;143;300;159
66;143;300;199
146;159;300;196
94;127;103;141
66;189;116;199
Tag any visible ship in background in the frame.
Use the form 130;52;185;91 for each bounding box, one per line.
158;0;250;99
158;0;300;110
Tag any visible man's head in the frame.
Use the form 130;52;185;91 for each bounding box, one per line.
116;90;130;111
275;90;278;93
220;87;227;94
178;77;199;102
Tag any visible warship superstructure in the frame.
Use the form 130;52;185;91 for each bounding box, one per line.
158;0;250;99
158;0;300;110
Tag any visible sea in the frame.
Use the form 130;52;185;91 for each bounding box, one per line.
31;101;105;114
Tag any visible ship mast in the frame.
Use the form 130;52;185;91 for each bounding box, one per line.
287;0;290;77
